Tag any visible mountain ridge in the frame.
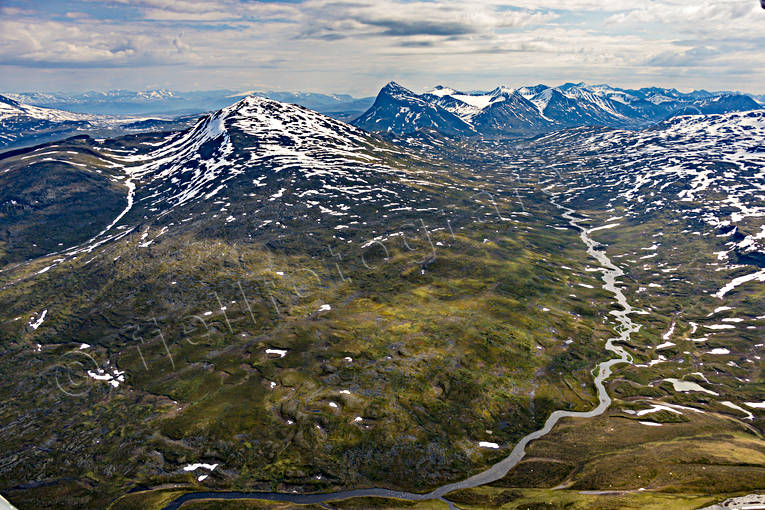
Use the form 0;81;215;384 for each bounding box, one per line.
353;81;763;136
1;92;765;510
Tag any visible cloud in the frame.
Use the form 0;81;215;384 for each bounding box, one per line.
297;1;557;39
607;0;755;24
111;0;239;20
359;19;477;37
0;17;193;67
646;46;722;67
0;0;763;94
108;0;301;21
606;0;762;37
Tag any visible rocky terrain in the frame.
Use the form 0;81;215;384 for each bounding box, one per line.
0;96;762;509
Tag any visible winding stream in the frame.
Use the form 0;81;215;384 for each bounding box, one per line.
160;202;640;510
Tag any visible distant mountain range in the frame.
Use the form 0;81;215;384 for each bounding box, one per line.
0;94;198;150
0;87;375;150
3;89;375;118
3;82;763;150
353;82;764;136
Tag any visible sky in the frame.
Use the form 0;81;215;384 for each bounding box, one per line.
1;0;764;96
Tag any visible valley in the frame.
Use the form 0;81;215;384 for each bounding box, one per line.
3;0;764;507
0;96;763;510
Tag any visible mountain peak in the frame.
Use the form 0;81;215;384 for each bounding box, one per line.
354;82;475;135
109;94;390;218
217;94;366;138
220;94;317;121
559;82;587;91
380;81;415;98
490;86;515;97
230;93;279;109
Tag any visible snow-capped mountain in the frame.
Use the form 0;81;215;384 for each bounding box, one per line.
118;95;430;223
530;87;626;127
0;94;195;150
353;82;476;136
0;95;446;266
470;89;551;134
0;94;96;123
354;81;762;136
668;93;765;117
0;94;95;147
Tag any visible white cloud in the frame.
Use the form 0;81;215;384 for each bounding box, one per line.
0;18;192;66
297;0;558;39
607;0;756;25
0;0;763;94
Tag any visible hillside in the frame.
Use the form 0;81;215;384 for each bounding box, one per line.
0;99;762;509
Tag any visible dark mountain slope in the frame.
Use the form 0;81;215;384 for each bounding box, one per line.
353;82;475;136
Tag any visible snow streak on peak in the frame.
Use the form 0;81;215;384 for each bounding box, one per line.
490;86;515;97
102;94;407;227
425;86;457;97
426;86;515;112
